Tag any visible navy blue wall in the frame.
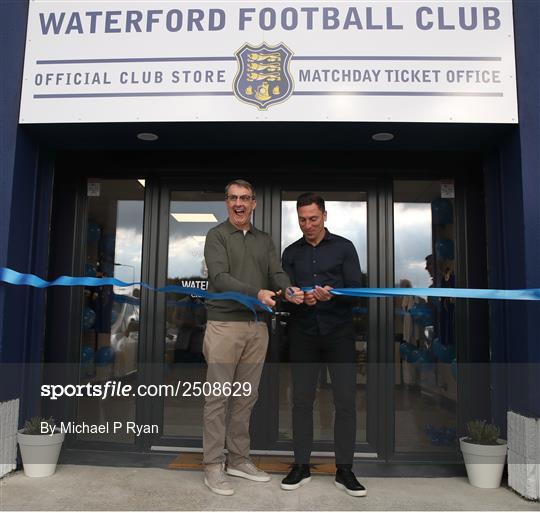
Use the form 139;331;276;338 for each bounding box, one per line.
0;0;52;425
488;0;540;424
512;0;540;418
0;0;29;401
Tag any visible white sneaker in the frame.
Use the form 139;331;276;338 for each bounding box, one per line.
226;461;271;482
204;463;235;496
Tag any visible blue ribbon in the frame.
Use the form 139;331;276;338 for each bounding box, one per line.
302;286;540;301
2;267;540;316
331;287;540;301
0;267;272;315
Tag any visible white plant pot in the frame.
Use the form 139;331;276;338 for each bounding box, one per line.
17;429;65;477
460;436;507;489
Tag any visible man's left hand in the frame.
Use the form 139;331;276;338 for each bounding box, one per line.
313;285;333;302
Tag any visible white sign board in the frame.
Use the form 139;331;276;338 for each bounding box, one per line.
20;0;518;123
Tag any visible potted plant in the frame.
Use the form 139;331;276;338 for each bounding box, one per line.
17;416;64;477
460;420;507;488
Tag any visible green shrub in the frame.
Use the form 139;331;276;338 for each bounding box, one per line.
23;416;55;435
466;420;501;445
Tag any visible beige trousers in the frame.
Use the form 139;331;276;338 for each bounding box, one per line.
202;320;268;466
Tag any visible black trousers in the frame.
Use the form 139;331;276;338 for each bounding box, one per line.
289;326;357;466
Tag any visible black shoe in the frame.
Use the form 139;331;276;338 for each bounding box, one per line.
335;468;367;497
281;464;311;490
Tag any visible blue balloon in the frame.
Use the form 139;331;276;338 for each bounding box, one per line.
83;306;96;330
432;434;444;445
407;348;421;363
409;304;434;326
81;345;94;363
425;424;457;446
399;342;416;359
439;344;455;363
432;338;455;362
87;222;101;243
425;424;442;444
399;342;409;359
431;198;454;225
436;238;454;260
95;346;114;365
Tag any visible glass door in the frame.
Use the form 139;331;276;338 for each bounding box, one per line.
77;179;145;444
392;180;458;454
151;181;379;455
150;177;464;459
159;189;229;442
258;187;379;456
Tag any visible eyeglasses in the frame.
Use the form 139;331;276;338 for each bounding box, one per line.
225;194;255;203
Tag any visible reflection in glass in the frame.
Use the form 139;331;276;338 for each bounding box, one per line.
163;192;228;437
280;191;368;444
78;179;145;442
393;181;457;453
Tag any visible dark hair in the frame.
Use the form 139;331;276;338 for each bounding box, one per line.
296;192;325;213
225;179;256;198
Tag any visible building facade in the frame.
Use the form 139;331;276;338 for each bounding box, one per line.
1;0;539;494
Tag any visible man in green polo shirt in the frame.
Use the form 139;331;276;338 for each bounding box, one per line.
202;179;303;496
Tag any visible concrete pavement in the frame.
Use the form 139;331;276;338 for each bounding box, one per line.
0;464;537;511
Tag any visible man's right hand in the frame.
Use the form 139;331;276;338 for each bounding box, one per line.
285;287;304;305
257;289;277;307
303;289;317;306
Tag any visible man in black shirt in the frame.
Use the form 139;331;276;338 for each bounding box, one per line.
280;192;367;497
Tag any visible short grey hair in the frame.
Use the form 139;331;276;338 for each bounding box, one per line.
225;179;256;198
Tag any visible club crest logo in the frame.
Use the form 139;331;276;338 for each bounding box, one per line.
233;42;294;110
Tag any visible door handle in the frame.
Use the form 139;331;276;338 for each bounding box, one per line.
271;311;290;332
274;311;290;317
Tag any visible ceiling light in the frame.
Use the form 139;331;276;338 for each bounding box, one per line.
138;179;146;187
171;213;218;223
372;132;394;142
192;236;207;242
137;132;159;141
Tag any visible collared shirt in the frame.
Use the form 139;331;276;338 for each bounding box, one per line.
282;229;362;336
204;219;291;321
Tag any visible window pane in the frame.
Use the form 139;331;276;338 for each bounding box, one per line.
280;191;368;444
78;179;145;443
393;180;457;453
163;191;228;437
